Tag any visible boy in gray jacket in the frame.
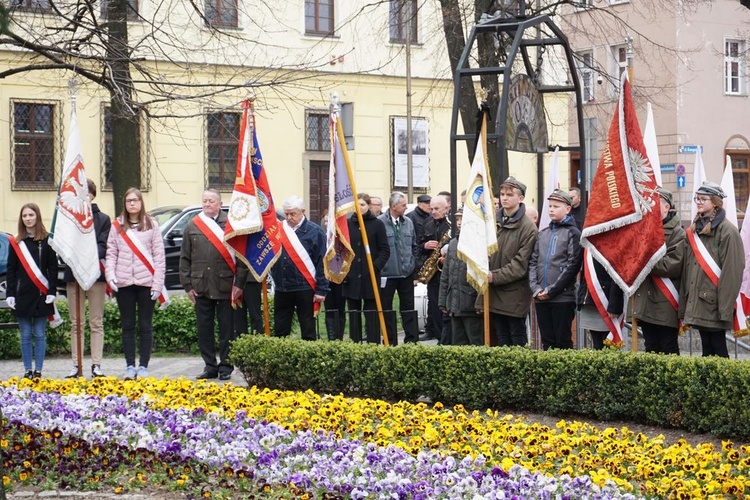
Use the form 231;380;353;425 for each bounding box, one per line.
529;189;583;349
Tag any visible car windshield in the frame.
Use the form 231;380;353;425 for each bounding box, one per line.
149;207;184;228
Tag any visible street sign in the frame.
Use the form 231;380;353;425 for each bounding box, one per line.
677;175;686;188
660;163;676;172
676;164;685;176
678;145;703;154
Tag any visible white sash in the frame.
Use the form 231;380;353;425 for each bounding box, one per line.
16;240;63;328
115;220;170;308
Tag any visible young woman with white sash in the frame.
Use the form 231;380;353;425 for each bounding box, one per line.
6;203;59;379
679;181;744;358
105;188;166;380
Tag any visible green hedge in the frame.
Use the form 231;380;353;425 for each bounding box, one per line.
231;335;750;439
0;295;287;360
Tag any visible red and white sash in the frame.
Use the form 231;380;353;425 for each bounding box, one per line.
9;238;63;328
113;220;170;308
686;229;746;335
280;220;320;315
583;249;624;345
652;276;679;311
194;213;236;273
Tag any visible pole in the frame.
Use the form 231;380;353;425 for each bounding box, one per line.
0;405;6;500
262;279;270;336
405;1;413;201
331;96;390;346
75;285;83;376
630;299;638;353
483;294;490;346
625;36;634;84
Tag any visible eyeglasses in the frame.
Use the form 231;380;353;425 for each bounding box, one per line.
125;198;141;204
693;196;710;204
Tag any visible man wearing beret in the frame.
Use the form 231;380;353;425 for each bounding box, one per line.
478;176;538;346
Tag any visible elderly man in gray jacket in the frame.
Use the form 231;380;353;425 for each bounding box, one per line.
378;191;419;345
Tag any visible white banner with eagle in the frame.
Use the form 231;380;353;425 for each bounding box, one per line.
49;106;99;291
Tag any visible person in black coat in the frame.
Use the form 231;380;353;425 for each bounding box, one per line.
343;193;391;343
6;203;58;379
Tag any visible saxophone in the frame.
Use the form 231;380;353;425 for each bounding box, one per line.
417;221;452;284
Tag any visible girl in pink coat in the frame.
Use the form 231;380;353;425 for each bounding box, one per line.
105;188;166;380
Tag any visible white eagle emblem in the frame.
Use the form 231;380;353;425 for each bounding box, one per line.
58;157;94;232
627;147;657;213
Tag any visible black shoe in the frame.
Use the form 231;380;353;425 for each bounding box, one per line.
23;370;33;380
196;371;218;380
419;333;436;341
32;371;42;379
219;372;232;381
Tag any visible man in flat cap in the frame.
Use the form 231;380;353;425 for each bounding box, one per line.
407;193;434;340
529;189;582;350
631;187;685;354
478;176;538;346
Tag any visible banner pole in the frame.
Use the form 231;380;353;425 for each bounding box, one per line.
262;279;270;336
76;285;83;376
630;299;638;353
484;294;490;346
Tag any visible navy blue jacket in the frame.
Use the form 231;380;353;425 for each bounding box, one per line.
270;218;329;296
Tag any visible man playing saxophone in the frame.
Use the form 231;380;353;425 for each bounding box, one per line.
418;194;451;345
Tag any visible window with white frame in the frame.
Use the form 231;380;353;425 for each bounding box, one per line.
389;0;418;44
725;39;746;95
573;0;594;9
610;44;627;94
578;51;595;102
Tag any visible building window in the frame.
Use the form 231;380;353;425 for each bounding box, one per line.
578;51;595;102
573;0;593;11
389;0;418;44
103;107;142;190
305;0;334;35
609;44;627;95
306;111;330;151
100;0;140;21
584;117;598;190
725;39;746;95
206;111;240;190
13;0;51;12
205;0;238;28
12;102;56;189
731;153;750;217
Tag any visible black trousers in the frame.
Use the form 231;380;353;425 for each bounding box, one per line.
234;281;263;335
699;328;729;358
491;312;528;347
380;277;418;345
116;285;155;368
589;330;609;350
196;296;234;376
535;301;575;350
324;283;347;341
274;289;317;341
347;298;380;344
427;282;448;344
641;320;680;354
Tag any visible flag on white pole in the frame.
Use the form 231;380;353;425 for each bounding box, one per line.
719;155;748;337
49;106;99;291
690;147;706;220
538;146;560;229
457;107;498;294
643;102;662;187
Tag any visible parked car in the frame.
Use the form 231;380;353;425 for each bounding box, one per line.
0;232;10;308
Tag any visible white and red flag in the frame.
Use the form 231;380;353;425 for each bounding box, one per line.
579;74;665;296
323;110;355;284
457;106;498;294
642;102;662;187
720;156;748;337
49;105;99;291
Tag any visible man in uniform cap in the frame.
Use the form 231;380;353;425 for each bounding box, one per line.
406;193;433;340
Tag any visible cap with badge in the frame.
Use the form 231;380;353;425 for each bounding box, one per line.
500;176;526;195
656;186;675;208
695;181;726;199
417;194;432;204
547;189;573;206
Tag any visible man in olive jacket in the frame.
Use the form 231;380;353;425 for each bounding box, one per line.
477;177;538;346
180;189;247;380
632;188;685;354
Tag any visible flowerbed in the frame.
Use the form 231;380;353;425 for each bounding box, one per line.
1;377;749;498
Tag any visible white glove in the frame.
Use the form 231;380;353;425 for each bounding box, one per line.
6;297;15;309
150;290;160;301
45;295;55;304
109;279;118;293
